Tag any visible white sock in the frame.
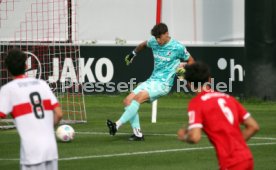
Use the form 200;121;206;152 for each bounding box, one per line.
133;128;143;137
115;120;122;130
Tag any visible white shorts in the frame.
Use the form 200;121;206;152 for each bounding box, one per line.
20;160;58;170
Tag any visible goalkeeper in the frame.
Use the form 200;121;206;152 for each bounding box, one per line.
107;23;195;141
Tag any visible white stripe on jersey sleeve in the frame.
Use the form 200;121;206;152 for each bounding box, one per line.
188;123;203;130
243;112;251;120
0;84;13;115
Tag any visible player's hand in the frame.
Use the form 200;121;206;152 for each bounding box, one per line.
177;127;187;142
176;62;186;79
176;67;185;80
176;67;185;75
125;51;137;66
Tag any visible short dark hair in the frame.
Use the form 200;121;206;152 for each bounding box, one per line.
5;48;27;76
151;23;168;38
184;62;211;88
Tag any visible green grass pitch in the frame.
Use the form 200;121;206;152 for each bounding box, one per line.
0;94;276;170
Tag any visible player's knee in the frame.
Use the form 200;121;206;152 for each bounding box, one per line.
133;94;147;104
123;98;132;106
135;90;149;103
123;93;136;106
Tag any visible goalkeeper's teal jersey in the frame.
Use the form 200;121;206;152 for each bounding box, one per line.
147;36;190;86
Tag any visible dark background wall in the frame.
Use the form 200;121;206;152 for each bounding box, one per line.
245;0;276;100
80;46;244;96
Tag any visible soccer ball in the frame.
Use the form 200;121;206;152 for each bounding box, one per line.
56;125;75;142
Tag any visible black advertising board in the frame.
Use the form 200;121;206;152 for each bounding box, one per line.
79;46;245;96
0;45;245;96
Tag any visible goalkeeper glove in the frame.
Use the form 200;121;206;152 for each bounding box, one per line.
176;67;185;80
125;51;137;66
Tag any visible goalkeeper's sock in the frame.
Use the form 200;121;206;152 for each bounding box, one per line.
118;100;140;125
116;105;130;129
129;113;140;130
115;120;122;130
129;113;143;137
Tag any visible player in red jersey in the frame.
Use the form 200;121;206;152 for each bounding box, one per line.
177;62;259;170
0;48;63;170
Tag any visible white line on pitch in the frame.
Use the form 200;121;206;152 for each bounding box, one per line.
59;146;214;161
76;131;276;140
4;131;276;141
1;142;275;161
59;142;276;161
251;137;276;140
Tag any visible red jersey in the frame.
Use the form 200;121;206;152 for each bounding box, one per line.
187;91;253;169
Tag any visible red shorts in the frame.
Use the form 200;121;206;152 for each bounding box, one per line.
221;159;254;170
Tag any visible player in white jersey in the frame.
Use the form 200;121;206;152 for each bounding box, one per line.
107;23;195;141
0;48;63;170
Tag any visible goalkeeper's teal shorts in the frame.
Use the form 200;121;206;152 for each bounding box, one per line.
132;80;171;102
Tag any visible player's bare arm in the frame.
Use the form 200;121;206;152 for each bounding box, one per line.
134;41;148;53
53;106;63;125
177;127;202;144
125;41;148;65
186;55;195;65
242;116;260;141
179;55;195;68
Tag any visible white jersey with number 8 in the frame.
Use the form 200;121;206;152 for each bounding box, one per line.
0;76;59;165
